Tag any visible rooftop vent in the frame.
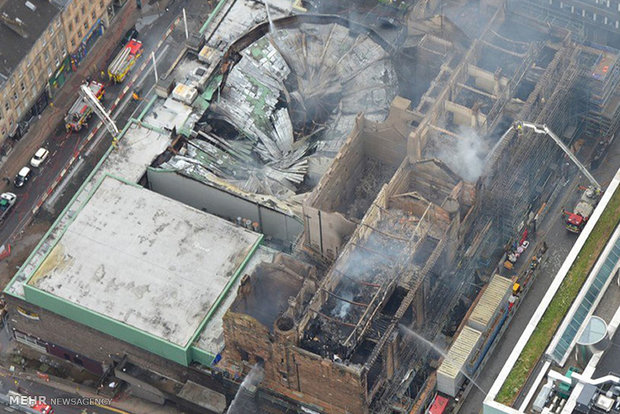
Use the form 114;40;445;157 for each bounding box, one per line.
25;1;36;11
575;315;610;368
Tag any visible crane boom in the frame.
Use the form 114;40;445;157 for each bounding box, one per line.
78;84;119;138
514;121;600;190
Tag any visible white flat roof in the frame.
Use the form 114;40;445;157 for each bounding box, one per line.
143;97;193;131
100;121;172;184
7;121;173;299
194;245;277;355
437;325;482;379
29;176;260;347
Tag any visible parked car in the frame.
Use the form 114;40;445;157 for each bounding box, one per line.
121;27;139;46
0;192;16;221
30;147;49;167
14;167;32;188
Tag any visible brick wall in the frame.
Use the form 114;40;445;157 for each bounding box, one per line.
223;311;369;414
4;295;189;382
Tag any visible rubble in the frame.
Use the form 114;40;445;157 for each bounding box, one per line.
163;21;397;202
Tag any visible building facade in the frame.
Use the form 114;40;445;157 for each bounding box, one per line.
507;0;620;46
0;0;119;143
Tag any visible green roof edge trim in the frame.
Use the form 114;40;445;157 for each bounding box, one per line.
137;95;158;121
4;117;136;297
199;0;228;35
14;175;263;367
188;235;263;362
21;173;118;294
23;283;190;365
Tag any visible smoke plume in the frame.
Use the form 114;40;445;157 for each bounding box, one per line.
226;363;265;414
435;127;487;182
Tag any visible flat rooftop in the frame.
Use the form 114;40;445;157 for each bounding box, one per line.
6;119;174;299
28;175;261;348
0;0;60;79
193;244;276;356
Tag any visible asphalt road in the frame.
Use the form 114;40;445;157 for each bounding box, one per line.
0;376;121;414
0;1;187;250
457;135;620;414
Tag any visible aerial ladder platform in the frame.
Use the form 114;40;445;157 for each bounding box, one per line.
513;121;601;233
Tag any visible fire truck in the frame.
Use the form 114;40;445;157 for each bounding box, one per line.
3;391;54;413
513;121;602;234
563;186;601;233
108;39;143;83
64;80;105;132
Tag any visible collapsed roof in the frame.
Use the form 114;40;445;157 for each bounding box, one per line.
162;21;398;200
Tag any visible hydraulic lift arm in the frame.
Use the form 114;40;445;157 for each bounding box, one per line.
513;121;601;190
79;84;119;139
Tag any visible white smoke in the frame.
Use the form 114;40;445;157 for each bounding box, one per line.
226;363;265;414
435;126;488;181
332;290;354;318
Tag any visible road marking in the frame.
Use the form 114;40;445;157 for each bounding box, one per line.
7;13;181;243
94;404;130;414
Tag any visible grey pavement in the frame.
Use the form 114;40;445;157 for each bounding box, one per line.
458;136;620;414
0;365;183;414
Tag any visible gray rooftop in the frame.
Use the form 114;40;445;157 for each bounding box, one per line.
594;320;620;377
0;0;60;79
29;176;261;347
194;245;276;357
178;381;226;413
5;121;174;299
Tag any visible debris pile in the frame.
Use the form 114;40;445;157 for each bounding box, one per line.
164;22;397;201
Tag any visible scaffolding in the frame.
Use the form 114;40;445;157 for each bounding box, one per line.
575;46;620;139
483;44;580;243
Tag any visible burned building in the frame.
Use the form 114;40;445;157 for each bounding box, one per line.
146;13;404;251
505;0;620;46
302;96;418;260
4;1;619;414
217;3;608;414
224;152;476;413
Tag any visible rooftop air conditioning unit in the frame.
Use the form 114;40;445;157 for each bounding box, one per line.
171;83;198;105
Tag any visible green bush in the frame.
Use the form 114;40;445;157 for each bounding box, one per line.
496;186;620;405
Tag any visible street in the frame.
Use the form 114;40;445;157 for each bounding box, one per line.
0;0;196;250
0;374;121;414
457;134;620;414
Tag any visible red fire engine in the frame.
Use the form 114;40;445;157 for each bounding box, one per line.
64;80;105;132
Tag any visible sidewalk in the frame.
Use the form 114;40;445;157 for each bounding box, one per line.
0;365;184;414
0;2;139;195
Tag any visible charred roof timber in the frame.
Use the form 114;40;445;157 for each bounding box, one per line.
216;3;609;412
6;1;619;414
298;158;472;363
